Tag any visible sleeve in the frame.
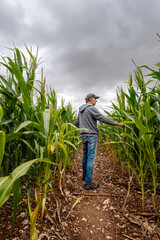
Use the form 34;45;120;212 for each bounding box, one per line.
90;107;116;125
74;113;79;127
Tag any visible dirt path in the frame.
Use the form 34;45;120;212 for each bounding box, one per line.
0;148;160;239
63;148;160;240
65;151;125;239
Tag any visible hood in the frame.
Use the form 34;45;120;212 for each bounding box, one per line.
79;104;92;113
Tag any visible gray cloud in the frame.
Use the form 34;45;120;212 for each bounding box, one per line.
0;1;25;41
0;0;160;111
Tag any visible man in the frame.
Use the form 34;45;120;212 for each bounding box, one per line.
75;93;123;190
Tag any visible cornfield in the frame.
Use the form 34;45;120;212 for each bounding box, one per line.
0;39;160;239
0;46;80;238
98;52;160;213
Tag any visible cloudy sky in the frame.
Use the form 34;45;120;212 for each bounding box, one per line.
0;0;160;112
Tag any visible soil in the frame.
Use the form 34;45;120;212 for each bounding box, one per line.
0;147;160;240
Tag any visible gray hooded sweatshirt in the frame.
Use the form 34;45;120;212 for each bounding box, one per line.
74;104;116;136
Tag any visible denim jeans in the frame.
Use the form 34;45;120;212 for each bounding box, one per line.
81;136;98;185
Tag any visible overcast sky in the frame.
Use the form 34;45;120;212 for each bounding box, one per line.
0;0;160;112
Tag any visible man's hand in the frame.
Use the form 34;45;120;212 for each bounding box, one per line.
116;123;124;128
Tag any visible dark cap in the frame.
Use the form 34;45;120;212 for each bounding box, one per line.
85;93;100;101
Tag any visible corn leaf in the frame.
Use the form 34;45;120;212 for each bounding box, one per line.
0;131;5;168
0;158;56;208
0;105;3;121
14;121;32;133
0;177;9;186
28;195;41;240
11;179;20;234
7;57;31;117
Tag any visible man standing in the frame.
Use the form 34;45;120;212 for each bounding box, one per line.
75;93;123;190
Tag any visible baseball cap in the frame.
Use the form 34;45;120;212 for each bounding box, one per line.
85;93;100;100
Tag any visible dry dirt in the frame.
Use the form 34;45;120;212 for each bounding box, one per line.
0;147;160;240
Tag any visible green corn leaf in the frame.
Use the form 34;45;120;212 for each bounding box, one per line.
99;140;139;156
156;111;160;121
60;123;68;139
0;86;15;100
0;62;14;74
1;120;12;125
0;158;56;208
24;44;34;60
140;65;154;72
48;108;60;137
116;89;121;107
7;57;28;96
0;177;9;186
6;131;47;143
0;131;5;168
43;110;50;136
134;116;147;135
20;139;37;154
121;132;143;150
14;120;32;133
7;57;31;117
0;105;3;121
11;179;20;234
63;128;80;138
15;48;23;73
122;110;135;122
0;75;17;97
144;80;153;87
6;132;25;142
111;102;121;113
63;140;77;150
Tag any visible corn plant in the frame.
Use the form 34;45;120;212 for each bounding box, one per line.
98;61;160;212
0;45;80;237
0;106;5;171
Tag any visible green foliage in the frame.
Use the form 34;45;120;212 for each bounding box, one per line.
0;106;5;169
98;48;160;212
0;45;80;237
0;158;54;208
0;131;5;168
11;179;20;234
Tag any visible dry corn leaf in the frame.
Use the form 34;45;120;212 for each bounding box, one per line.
66;196;83;220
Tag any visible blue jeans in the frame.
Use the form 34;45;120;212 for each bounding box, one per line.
81;136;98;185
